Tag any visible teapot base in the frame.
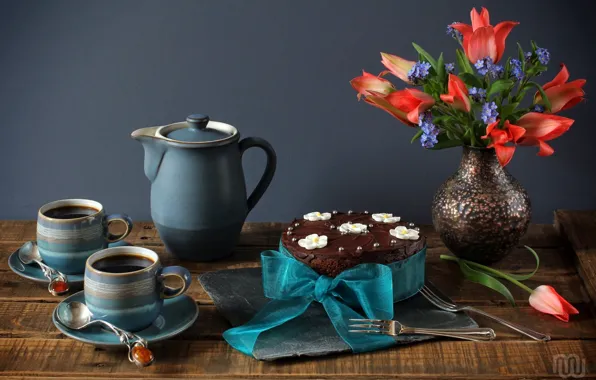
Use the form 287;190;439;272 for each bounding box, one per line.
155;222;242;262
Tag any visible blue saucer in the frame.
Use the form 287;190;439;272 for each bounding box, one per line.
53;291;199;346
8;241;131;285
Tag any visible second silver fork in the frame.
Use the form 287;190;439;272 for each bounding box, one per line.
349;318;496;341
421;283;551;341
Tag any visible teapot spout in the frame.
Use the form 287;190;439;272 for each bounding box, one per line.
131;127;167;183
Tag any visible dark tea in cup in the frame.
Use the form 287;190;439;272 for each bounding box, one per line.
43;205;99;219
91;254;155;274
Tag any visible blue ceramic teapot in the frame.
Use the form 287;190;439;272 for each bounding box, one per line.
132;114;276;261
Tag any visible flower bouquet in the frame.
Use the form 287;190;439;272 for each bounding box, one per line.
351;7;586;167
349;7;584;322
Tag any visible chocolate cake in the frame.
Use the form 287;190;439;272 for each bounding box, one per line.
280;211;426;277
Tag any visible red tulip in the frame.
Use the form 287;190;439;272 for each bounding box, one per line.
451;7;518;64
535;64;586;113
481;120;526;166
516;112;574;156
529;285;579;322
440;74;471;112
380;52;416;84
350;70;395;100
365;88;434;126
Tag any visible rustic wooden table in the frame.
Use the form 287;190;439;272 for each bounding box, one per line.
0;211;594;379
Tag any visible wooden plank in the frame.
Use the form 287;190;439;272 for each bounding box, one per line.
0;301;594;341
0;221;563;249
0;261;588;306
555;210;596;306
0;338;593;378
0;242;577;279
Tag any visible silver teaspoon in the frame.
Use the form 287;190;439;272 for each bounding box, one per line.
18;241;69;296
56;301;154;367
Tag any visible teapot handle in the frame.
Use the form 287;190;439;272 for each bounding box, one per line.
239;137;277;212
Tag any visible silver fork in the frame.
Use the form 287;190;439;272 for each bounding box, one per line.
420;283;551;341
349;318;496;341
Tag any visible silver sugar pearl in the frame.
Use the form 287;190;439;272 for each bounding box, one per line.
340;231;348;235
287;226;294;231
338;247;344;252
414;227;420;232
364;210;369;214
408;222;415;228
330;225;336;229
295;222;300;227
347;210;353;214
368;224;374;228
356;246;363;252
390;239;397;245
292;237;297;242
287;231;293;235
332;210;338;215
373;242;380;248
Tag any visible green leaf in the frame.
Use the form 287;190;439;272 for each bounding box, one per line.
432;115;450;125
459;72;483;88
410;129;423;144
437;52;446;83
517;43;527;71
458;261;516;306
487;79;515;98
512;88;529;104
499;102;520;119
525;81;552;112
504;58;512;79
430;133;463;150
531;40;538;52
456;49;474;74
412;42;437;70
517;43;525;62
476;246;540;282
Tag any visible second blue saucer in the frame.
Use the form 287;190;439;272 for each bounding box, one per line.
53;291;199;346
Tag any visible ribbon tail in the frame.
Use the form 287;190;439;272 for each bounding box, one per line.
322;298;395;353
223;298;313;356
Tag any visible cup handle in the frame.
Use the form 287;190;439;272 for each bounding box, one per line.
105;214;134;243
239;137;277;212
159;266;192;299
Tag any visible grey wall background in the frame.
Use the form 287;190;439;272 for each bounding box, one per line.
0;0;593;223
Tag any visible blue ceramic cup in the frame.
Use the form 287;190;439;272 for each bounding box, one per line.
37;199;133;274
84;246;192;332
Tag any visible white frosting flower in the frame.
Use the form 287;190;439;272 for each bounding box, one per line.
390;226;419;240
338;223;368;234
303;212;332;221
372;213;400;223
298;234;328;250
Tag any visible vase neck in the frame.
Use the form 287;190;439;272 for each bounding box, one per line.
459;146;502;176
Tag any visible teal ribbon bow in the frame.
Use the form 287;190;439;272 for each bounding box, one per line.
223;249;400;356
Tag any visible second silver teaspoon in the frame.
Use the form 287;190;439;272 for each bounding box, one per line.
18;241;69;296
56;301;154;367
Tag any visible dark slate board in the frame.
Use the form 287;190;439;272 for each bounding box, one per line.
199;268;477;361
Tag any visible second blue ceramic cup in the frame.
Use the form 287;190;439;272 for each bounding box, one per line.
37;199;133;274
84;246;192;332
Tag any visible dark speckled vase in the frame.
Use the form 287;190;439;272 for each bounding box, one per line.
431;146;531;264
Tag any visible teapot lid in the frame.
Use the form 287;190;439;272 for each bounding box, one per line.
162;114;237;143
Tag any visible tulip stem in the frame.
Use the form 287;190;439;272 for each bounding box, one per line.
440;255;534;294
